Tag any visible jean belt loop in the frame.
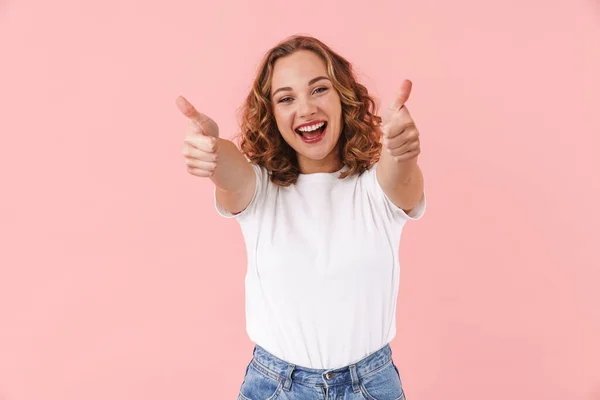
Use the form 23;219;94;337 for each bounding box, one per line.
349;364;360;393
283;363;295;391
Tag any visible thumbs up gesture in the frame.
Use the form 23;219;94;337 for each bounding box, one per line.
380;80;421;162
176;96;220;177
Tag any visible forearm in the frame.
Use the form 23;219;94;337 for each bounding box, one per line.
210;138;253;193
396;160;424;209
378;152;424;210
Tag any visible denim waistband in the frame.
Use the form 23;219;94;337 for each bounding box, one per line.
250;343;394;389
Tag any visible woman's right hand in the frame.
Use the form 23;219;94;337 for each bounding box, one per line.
176;95;220;178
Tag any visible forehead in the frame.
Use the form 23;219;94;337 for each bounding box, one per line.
271;50;328;88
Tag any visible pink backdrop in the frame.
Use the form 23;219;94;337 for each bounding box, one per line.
1;0;599;399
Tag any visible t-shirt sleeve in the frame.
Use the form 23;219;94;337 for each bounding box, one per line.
213;162;266;220
364;162;426;222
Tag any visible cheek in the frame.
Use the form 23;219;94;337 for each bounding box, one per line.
327;106;343;133
324;98;342;125
274;110;292;129
273;113;288;134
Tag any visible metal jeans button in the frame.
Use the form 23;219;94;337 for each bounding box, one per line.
325;372;334;380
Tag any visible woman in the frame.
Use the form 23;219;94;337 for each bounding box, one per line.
177;35;426;400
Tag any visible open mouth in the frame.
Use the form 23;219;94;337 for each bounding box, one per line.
295;122;327;140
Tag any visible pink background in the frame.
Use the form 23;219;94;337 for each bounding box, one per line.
1;0;599;399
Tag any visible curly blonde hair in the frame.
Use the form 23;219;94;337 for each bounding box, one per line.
234;35;383;186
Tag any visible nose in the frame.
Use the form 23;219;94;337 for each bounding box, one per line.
297;96;317;119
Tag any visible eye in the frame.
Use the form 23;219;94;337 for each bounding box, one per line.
277;87;328;104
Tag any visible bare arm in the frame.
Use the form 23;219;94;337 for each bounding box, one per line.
377;154;424;214
211;138;256;215
377;79;424;214
177;95;256;215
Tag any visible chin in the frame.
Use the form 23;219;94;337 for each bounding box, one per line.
301;145;339;161
286;129;341;160
299;152;329;162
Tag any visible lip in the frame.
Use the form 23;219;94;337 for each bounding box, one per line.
294;119;327;130
299;124;327;144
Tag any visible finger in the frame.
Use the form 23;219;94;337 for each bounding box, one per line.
187;167;215;178
182;143;219;162
176;95;209;125
184;132;218;153
184;158;218;171
383;120;419;142
383;130;414;149
389;79;412;110
185;120;207;137
382;116;416;140
381;104;413;137
393;148;421;162
387;138;419;156
396;104;412;120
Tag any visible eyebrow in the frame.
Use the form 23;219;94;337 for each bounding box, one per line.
272;76;331;98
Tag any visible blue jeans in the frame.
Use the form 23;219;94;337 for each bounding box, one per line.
238;343;406;400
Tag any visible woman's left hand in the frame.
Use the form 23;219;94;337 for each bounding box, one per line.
380;79;421;162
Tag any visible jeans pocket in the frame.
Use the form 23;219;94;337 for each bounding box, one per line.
358;361;405;400
238;361;283;400
392;362;400;378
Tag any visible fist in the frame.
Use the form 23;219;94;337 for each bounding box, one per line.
176;96;220;178
380;80;421;162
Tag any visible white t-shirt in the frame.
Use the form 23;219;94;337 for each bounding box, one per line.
214;162;426;369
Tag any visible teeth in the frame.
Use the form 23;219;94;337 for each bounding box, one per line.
298;122;325;132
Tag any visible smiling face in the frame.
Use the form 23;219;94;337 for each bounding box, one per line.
270;50;344;174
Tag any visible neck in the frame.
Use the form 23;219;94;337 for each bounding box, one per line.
297;154;343;174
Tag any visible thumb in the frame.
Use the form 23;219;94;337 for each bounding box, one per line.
176;95;209;127
389;79;412;110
